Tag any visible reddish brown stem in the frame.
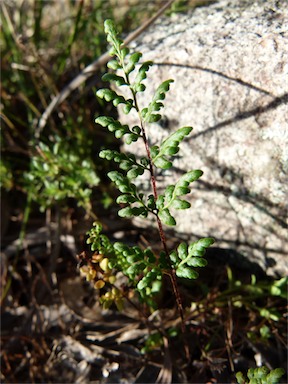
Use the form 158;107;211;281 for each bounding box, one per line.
130;90;190;360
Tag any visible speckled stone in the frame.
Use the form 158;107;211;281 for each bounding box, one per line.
117;0;288;277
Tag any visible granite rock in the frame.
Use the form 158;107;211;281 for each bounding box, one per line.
116;0;288;276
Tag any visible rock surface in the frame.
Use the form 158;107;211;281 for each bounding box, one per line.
117;0;288;277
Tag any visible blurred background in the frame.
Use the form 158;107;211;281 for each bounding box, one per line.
1;1;287;383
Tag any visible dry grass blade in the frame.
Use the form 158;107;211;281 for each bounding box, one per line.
85;321;142;343
156;336;173;384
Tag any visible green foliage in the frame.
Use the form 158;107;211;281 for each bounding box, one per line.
141;79;174;123
1;1;115;206
156;170;203;225
151;126;193;169
223;268;287;323
107;171;149;218
2;0;162;219
86;222;162;308
24;138;99;211
141;332;163;354
170;238;214;279
95;116;141;144
86;19;213;321
268;276;288;299
86;222;114;254
0;159;13;190
236;366;285;384
96;88;134;113
99;149;147;179
132;61;153;93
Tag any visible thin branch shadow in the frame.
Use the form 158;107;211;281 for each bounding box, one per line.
172;161;287;230
154;62;275;96
192;92;288;139
154;62;288;139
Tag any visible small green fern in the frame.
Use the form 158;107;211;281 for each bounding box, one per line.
80;19;214;351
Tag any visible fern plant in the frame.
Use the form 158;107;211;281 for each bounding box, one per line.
80;19;214;355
